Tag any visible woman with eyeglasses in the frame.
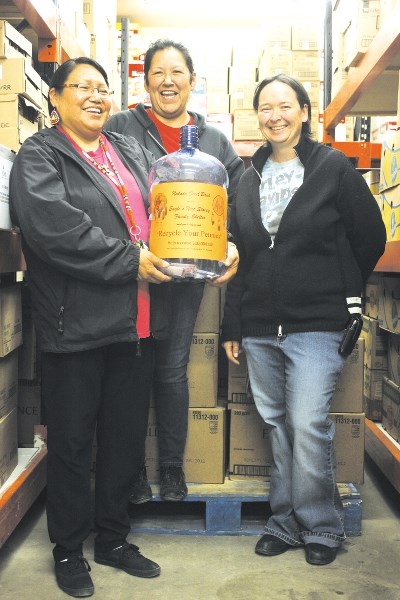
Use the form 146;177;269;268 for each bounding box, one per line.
9;57;171;598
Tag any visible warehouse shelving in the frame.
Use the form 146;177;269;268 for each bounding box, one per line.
0;446;47;549
1;0;90;63
365;420;400;495
322;4;400;142
321;5;400;491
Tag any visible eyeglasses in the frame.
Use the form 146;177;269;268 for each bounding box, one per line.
61;84;114;97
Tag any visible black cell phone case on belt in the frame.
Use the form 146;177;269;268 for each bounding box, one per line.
338;315;363;358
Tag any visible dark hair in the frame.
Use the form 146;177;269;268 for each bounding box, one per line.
48;57;110;114
143;39;194;84
253;73;312;137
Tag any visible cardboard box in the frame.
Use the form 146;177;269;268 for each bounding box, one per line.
362;314;388;370
228;404;272;480
379;128;400;193
387;331;400;385
229;82;259;112
233;109;262;141
363;364;387;420
379;276;400;333
0;143;15;230
226;340;364;412
291;51;321;81
228;66;258;95
363;169;380;194
227;354;253;405
291;22;321;51
0;20;32;59
332;413;365;483
334;0;381;68
193;285;220;334
17;380;41;447
0;349;17;419
262;22;292;50
331;338;364;412
228;405;364;483
0;57;42;108
187;333;218;407
145;406;226;483
0;94;40;152
382;375;400;442
364;273;383;319
258;49;293;80
379;186;400;242
0;284;23;357
0;407;18;488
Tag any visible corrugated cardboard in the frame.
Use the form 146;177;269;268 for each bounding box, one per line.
0;20;32;58
382;375;400;442
145;406;226;484
0;284;23;357
188;333;218;407
0;407;18;488
0;349;17;419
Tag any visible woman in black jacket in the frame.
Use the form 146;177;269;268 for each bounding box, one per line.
221;74;386;566
10;57;171;598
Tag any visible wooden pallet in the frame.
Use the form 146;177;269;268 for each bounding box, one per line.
129;479;361;537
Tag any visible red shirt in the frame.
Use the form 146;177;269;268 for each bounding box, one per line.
147;108;194;153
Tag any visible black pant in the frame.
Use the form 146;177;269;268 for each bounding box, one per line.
42;340;153;559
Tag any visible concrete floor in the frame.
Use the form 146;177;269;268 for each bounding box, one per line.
1;455;400;600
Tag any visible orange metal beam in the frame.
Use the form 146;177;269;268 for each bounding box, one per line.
324;141;382;169
12;0;89;63
11;0;57;38
374;241;400;273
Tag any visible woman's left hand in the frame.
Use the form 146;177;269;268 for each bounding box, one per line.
208;242;239;287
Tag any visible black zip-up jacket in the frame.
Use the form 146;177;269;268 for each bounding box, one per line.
220;135;386;343
9;127;163;352
104;103;244;205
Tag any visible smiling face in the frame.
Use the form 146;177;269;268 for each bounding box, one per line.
49;63;112;148
144;47;196;126
257;80;309;159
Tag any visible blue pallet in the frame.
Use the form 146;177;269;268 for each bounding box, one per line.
129;479;362;536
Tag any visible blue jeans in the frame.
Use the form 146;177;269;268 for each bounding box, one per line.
242;331;347;548
153;281;205;467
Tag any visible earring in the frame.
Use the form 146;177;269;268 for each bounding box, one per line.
50;108;60;126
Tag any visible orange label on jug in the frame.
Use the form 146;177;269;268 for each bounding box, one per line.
149;181;228;260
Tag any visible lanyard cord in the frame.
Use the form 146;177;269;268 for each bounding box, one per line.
81;135;142;242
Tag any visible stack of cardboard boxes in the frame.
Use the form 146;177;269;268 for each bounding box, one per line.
361;108;400;445
0;20;47;153
0;282;22;488
219;21;322;143
226;341;366;485
145;285;226;484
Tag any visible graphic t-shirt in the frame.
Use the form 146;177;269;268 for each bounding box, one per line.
260;156;304;241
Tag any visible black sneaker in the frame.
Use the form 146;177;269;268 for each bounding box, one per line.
94;542;160;578
129;465;153;504
159;466;188;501
54;555;94;597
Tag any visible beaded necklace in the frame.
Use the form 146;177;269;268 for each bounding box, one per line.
82;135;146;248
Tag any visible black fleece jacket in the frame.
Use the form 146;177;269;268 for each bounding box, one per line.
220;135;386;343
